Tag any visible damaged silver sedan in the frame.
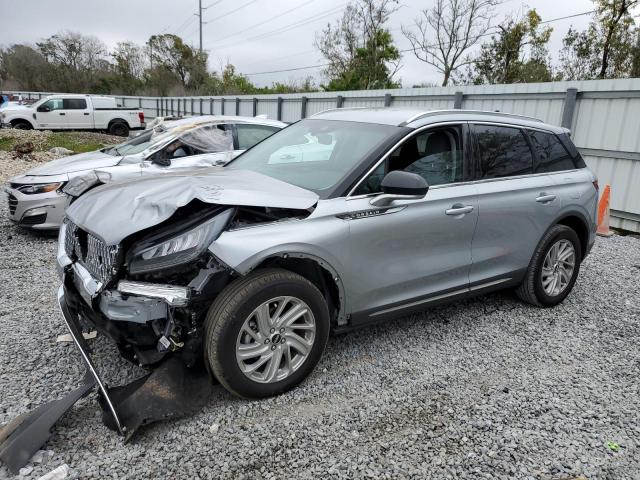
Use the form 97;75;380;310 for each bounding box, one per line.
1;108;597;473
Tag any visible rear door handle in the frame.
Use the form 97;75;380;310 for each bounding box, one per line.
445;204;474;216
83;112;90;116
535;194;556;203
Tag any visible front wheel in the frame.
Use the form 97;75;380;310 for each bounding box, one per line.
12;120;33;130
204;268;330;399
516;224;582;307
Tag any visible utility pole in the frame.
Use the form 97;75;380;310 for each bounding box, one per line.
198;0;203;54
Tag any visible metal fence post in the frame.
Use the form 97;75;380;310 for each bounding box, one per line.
200;98;203;115
453;91;464;109
336;95;344;108
171;99;174;116
191;98;195;115
155;98;159;118
221;98;225;115
277;97;283;121
384;93;392;107
253;98;258;116
301;96;308;118
236;97;240;115
210;98;214;114
138;97;142;109
561;88;578;129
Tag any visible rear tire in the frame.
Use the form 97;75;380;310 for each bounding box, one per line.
11;120;33;130
516;225;582;307
204;268;330;399
108;121;129;137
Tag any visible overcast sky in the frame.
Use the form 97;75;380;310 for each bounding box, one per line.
2;0;597;87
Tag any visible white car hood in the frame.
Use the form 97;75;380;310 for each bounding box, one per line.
23;151;121;177
66;169;319;245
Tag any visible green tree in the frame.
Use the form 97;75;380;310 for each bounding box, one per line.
467;9;553;84
315;0;401;90
111;42;146;94
559;0;638;80
0;45;51;91
147;34;207;90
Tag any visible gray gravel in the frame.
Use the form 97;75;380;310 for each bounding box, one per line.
1;200;639;480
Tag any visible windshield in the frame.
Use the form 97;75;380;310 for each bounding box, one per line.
105;131;153;157
226;119;401;195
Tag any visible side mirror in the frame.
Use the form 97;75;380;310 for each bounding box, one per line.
37;106;51;113
370;171;429;207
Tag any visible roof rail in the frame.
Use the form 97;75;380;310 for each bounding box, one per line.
404;109;545;125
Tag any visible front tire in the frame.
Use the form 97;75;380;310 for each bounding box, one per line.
204;268;330;399
11;120;33;130
516;225;582;307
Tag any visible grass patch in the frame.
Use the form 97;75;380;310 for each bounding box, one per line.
0;137;12;151
45;133;106;153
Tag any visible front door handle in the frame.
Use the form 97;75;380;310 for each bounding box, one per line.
59;112;66;116
445;204;474;216
535;194;556;203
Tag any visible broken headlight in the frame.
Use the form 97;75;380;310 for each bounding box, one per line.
128;209;233;275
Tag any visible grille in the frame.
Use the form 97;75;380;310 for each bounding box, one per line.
7;193;17;215
64;220;120;285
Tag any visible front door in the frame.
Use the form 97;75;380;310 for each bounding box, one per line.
345;123;478;318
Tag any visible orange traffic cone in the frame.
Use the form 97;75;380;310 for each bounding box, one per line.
597;184;614;237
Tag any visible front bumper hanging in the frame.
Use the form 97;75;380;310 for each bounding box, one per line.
0;286;214;474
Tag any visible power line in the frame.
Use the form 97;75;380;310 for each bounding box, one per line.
204;0;260;24
210;3;347;50
209;0;317;44
241;9;596;77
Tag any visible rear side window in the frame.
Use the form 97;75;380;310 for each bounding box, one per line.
474;125;533;179
528;130;575;173
63;98;87;110
236;124;280;150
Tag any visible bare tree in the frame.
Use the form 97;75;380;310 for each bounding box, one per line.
402;0;499;86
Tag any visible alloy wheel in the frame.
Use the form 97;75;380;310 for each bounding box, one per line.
541;239;576;296
235;296;316;384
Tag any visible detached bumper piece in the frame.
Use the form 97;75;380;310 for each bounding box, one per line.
0;287;214;474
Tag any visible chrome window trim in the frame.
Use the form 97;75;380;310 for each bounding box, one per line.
346;121;466;198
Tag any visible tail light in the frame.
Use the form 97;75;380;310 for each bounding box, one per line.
138;112;145;124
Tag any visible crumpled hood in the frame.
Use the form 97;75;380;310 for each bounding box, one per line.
66;169;319;245
23;151;120;176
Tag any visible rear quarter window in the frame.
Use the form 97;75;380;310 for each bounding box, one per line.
528;130;576;173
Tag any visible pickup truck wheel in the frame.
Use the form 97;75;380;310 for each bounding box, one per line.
204;268;330;399
11;120;33;130
516;225;582;307
108;121;129;137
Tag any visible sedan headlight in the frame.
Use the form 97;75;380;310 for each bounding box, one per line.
16;182;63;195
128;209;234;275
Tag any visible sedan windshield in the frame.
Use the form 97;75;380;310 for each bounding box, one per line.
104;131;153;157
226;119;402;195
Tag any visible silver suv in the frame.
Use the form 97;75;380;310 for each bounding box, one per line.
57;108;597;401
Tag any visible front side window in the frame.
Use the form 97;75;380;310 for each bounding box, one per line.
236;124;280;150
41;98;64;111
353;125;464;195
528;130;575;173
63;98;87;110
226;119;402;195
474;125;533;179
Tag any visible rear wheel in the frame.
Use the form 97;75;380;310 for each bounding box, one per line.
204;268;330;398
516;224;582;307
108;121;129;137
11;120;33;130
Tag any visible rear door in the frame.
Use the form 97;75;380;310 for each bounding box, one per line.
62;98;91;129
345;123;479;317
469;123;561;286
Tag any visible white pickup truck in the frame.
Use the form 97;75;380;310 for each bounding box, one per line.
0;94;146;136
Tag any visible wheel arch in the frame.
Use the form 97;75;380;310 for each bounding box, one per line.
554;211;591;260
248;252;347;328
10;118;34;128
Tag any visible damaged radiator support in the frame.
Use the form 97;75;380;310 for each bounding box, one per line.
0;287;214;474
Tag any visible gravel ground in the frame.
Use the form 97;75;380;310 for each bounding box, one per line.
0;201;639;479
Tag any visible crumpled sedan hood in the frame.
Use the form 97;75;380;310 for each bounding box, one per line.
23;151;120;176
66;169;319;245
